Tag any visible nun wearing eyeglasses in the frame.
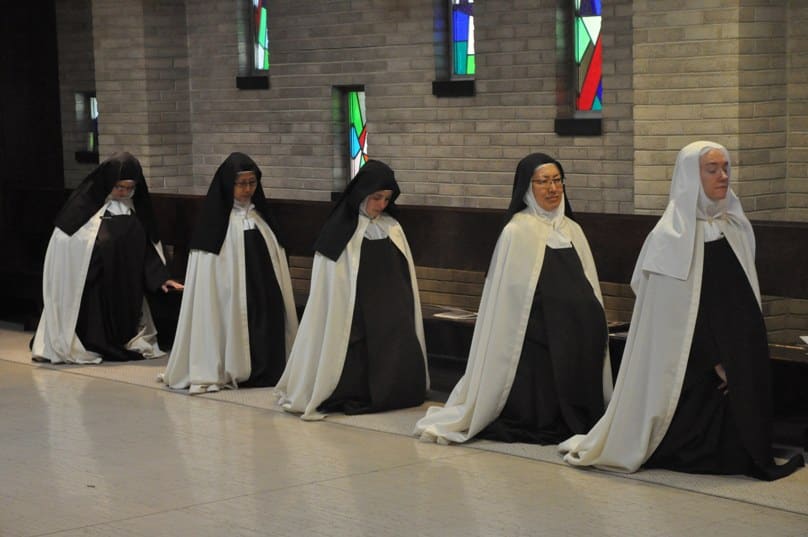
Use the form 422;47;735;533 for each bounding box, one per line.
415;153;611;445
560;141;803;480
275;160;428;420
32;152;183;364
160;153;298;394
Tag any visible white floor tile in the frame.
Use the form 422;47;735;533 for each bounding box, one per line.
1;326;807;537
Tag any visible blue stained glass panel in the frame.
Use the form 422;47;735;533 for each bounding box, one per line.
579;0;602;16
453;11;469;41
450;0;475;77
350;129;360;158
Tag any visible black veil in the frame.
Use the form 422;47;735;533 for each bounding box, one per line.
189;152;285;254
313;160;400;261
54;152;160;242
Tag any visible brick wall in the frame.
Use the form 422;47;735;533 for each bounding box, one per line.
55;0;97;188
290;256;485;312
787;2;808;221
178;0;634;210
291;253;636;325
140;1;194;190
90;0;192;190
52;1;808;339
60;1;808;217
761;296;808;346
633;1;743;213
736;2;788;219
632;0;808;221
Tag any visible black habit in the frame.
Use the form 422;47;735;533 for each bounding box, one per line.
646;237;804;480
57;152;169;362
480;246;607;444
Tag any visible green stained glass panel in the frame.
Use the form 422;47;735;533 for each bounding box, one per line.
253;0;269;71
575;18;589;63
348;90;368;179
454;42;469;75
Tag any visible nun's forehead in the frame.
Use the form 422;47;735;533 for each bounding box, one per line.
698;145;729;161
366;188;394;196
535;162;559;173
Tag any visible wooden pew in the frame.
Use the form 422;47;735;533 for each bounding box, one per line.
2;189;806;445
148;194;808;447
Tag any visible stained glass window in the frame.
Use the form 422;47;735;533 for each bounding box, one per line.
574;0;602;112
253;0;269;71
89;95;99;152
75;92;99;153
348;90;368;179
450;0;475;77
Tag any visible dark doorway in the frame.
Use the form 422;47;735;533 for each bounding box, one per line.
0;1;65;326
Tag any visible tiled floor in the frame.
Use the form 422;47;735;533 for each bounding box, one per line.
2;327;807;536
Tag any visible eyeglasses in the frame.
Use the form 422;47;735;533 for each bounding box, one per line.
234;181;258;189
532;178;563;189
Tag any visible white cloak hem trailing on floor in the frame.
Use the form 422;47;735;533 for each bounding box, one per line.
161;209;298;393
274;214;428;420
558;220;759;472
414;210;611;444
32;204;166;364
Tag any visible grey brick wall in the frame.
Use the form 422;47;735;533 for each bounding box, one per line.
178;0;635;210
57;1;808;218
89;0;192;190
52;1;808;339
55;0;97;188
787;2;808;222
736;2;788;219
633;2;743;213
633;0;807;222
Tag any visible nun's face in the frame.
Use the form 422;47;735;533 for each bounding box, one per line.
234;171;258;203
364;189;393;219
699;149;730;201
530;163;563;211
110;180;136;200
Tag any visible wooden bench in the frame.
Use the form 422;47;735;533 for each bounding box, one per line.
149;194;808;449
2;188;807;445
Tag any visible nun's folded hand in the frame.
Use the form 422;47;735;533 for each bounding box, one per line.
714;363;728;394
161;279;184;293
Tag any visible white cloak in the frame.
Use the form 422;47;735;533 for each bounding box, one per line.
415;210;612;444
275;213;428;420
161;208;299;393
559;220;759;472
32;203;166;364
